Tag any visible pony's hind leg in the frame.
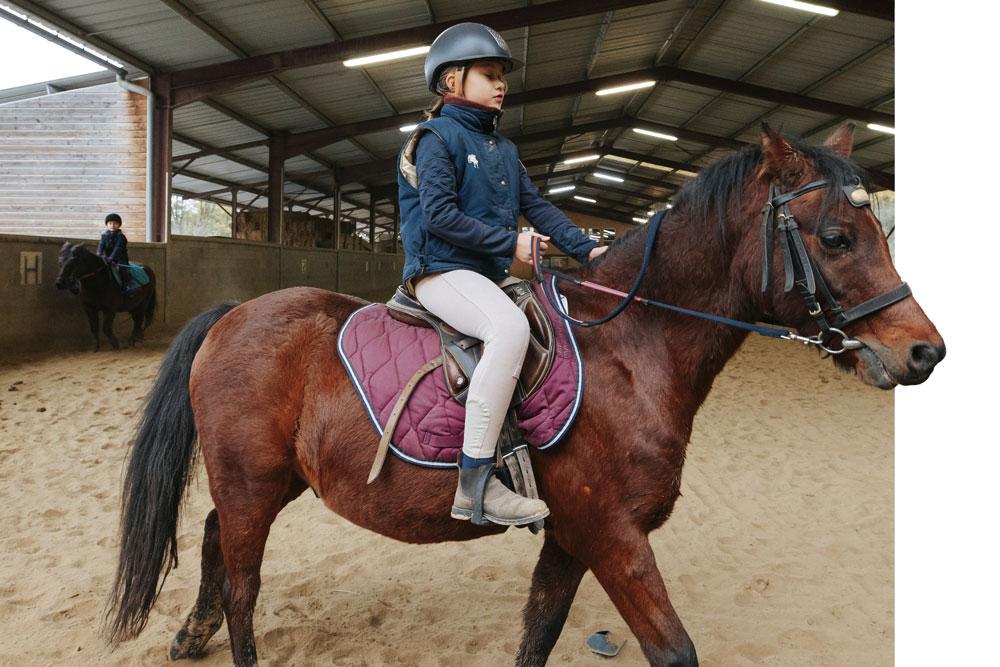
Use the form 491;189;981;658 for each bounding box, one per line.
169;477;307;663
168;509;225;660
516;534;588;667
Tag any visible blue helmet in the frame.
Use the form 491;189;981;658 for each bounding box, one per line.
424;23;519;94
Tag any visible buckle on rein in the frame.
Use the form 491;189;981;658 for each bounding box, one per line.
780;328;864;355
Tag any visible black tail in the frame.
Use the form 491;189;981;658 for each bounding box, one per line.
104;301;237;646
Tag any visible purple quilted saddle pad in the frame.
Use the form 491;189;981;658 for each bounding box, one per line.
337;277;583;468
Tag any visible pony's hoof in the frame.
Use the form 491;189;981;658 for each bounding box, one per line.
168;625;217;661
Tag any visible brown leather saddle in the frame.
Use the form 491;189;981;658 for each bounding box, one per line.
384;277;557;406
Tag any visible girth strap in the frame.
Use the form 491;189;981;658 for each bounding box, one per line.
367;356;444;484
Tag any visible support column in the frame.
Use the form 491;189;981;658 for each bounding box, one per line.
333;188;341;250
369;197;376;254
230;188;239;238
150;74;173;243
267;133;286;244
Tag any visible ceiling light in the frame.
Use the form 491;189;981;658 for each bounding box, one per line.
666;203;673;209
633;128;678;141
604;154;637;164
596;80;656;96
573;195;597;204
759;0;838;16
547;185;576;194
639;162;673;173
632;217;649;223
562;154;601;165
344;45;430;68
592;172;624;183
867;123;895;135
399;124;419;132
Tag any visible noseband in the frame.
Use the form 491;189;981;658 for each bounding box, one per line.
760;178;911;353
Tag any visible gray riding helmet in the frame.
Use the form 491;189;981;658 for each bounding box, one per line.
424;23;520;94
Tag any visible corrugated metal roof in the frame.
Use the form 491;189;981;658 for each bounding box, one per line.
6;0;895;215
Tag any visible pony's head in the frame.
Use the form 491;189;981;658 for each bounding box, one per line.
55;242;88;291
755;123;944;388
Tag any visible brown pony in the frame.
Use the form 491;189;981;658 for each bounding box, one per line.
105;125;943;666
55;242;157;351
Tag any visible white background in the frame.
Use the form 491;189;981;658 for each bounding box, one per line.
896;2;998;663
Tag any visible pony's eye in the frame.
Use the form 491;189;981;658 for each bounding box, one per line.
820;232;850;250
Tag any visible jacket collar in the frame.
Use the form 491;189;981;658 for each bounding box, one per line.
440;95;502;134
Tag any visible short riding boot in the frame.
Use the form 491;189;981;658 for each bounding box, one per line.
451;461;549;526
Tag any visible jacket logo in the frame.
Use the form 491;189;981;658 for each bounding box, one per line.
467;154;479;169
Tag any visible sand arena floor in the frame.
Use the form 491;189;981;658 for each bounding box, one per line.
0;331;891;666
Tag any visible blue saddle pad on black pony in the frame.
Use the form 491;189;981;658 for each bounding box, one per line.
110;262;149;291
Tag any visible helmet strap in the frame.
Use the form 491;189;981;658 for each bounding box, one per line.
452;65;466;98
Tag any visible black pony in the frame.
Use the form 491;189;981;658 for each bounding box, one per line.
55;242;157;351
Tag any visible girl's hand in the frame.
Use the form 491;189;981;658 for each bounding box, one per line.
516;231;549;263
588;246;609;261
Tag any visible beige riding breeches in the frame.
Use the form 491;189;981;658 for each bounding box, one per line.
413;270;530;460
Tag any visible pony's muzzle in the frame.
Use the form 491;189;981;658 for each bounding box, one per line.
906;341;945;382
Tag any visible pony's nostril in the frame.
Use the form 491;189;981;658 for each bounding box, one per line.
908;342;939;373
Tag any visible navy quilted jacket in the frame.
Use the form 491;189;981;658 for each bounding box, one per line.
97;229;129;265
397;100;596;287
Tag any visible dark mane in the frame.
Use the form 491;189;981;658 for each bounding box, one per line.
674;133;869;238
584;132;869;269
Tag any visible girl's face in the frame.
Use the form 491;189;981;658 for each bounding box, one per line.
107;220;122;232
446;60;507;110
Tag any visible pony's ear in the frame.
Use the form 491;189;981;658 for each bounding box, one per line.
823;122;855;158
759;122;802;180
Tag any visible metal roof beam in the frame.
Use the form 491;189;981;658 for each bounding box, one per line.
277;62;894;158
532;165;680;193
571;180;667;206
169;0;665;105
173;139;270;163
558;201;639;225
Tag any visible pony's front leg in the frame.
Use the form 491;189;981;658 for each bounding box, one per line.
84;304;100;351
128;308;144;346
590;535;697;667
102;310;120;349
515;534;588;667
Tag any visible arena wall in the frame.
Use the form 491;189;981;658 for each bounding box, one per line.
0;234;401;354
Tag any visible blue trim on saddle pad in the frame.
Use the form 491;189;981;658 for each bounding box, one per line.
538;275;584;450
336;286;585;469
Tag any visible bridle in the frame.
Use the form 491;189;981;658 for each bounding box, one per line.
59;251;108;286
531;176;912;355
759;178;910;352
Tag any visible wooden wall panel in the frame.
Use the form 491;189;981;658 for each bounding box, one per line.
0;83;147;242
